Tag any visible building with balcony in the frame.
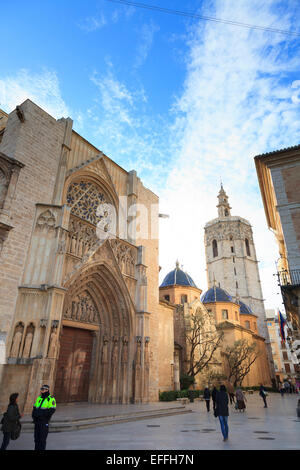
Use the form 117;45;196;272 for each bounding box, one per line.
255;146;300;371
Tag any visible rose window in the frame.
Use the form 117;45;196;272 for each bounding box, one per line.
66;181;110;227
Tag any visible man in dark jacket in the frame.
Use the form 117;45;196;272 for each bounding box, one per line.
259;384;268;408
32;384;56;450
203;387;211;412
212;387;218;411
215;384;229;441
1;393;22;450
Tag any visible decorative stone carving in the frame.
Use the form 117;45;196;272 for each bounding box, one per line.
0;168;7;208
112;337;119;364
136;336;142;365
48;326;59;358
10;323;24;358
144;337;150;365
110;239;137;277
205;220;253;245
66;216;99;258
22;323;35;358
64;291;99;325
66;181;112;227
121;336;129;363
101;335;109;364
36;210;56;230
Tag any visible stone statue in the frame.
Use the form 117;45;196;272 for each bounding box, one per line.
48;327;58;358
22;326;34;358
10;324;23;358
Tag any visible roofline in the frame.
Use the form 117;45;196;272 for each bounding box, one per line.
254;143;300;159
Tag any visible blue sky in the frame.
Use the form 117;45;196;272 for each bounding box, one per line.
1;0;300;309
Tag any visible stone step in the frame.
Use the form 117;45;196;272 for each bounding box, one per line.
21;406;193;433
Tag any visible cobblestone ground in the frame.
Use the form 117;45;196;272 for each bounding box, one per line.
5;393;300;450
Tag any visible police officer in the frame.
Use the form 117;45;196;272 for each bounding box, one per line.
32;384;56;450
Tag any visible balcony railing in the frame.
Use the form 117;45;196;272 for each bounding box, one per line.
277;269;300;288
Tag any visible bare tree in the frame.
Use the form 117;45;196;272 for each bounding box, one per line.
223;339;260;387
185;308;224;382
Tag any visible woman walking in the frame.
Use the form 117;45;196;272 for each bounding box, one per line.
1;393;23;450
215;384;229;441
235;388;247;412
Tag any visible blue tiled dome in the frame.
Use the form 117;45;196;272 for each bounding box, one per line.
238;300;254;315
201;286;233;303
160;262;198;288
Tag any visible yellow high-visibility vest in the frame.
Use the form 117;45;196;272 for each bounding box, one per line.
34;395;56;409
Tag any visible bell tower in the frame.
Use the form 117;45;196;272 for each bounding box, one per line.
204;185;275;383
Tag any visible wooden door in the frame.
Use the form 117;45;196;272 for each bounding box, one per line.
55;327;93;403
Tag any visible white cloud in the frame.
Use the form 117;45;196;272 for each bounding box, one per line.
158;0;300;310
134;21;159;69
77;13;106;32
0;68;70;119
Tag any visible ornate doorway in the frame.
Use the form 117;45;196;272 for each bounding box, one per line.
55;326;93;402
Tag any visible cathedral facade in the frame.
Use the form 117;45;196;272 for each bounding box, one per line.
0;100;175;412
0;100;274;414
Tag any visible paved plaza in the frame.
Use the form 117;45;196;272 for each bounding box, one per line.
5;393;300;450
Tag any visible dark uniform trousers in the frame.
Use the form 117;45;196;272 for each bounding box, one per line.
34;421;49;450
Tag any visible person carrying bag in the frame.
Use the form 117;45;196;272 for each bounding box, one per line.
1;393;23;450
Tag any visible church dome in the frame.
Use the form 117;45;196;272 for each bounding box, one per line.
201;286;234;303
238;300;254;315
160;261;198;288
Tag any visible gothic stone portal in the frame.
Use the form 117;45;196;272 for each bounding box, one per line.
55;264;134;404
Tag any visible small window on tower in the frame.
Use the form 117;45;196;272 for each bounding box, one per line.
164;295;170;301
222;309;229;319
212;239;218;258
225;209;229;216
245;321;250;329
236;281;238;289
245;238;251;256
234;267;236;275
231;246;234;253
181;295;188;304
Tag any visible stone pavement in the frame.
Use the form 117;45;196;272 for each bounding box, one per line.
5;393;300;450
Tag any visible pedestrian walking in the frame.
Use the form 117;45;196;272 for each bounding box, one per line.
279;383;285;397
215;384;229;442
1;393;23;450
235;388;247;412
259;384;268;408
226;382;235;405
284;380;290;394
32;384;56;450
212;386;218;411
203;387;211;412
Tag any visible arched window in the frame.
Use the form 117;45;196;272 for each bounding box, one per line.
212;239;218;257
245;238;251;256
225;209;229;216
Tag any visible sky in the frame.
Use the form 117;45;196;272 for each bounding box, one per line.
1;0;300;310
